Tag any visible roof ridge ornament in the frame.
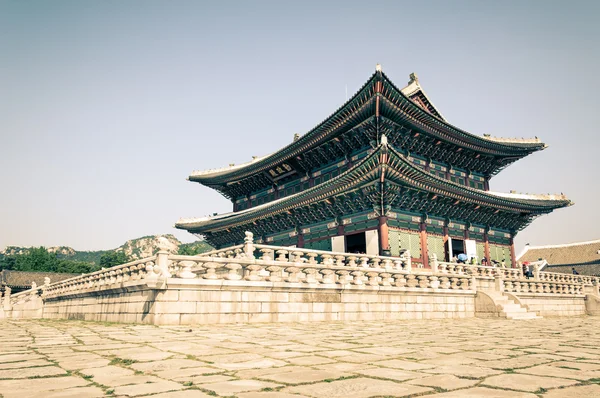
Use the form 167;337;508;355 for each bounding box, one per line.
380;134;388;147
375;63;382;72
409;72;419;85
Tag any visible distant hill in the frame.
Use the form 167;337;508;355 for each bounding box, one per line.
0;235;214;266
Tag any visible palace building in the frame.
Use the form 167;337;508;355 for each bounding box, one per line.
176;66;571;267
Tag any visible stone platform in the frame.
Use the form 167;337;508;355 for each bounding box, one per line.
1;317;599;398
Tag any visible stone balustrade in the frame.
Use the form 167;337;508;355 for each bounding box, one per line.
167;247;474;291
503;279;585;296
13;232;597;306
42;255;160;299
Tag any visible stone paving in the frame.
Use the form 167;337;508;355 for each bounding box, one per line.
1;318;600;398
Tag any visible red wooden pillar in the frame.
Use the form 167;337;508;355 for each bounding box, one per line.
443;226;449;261
378;216;389;255
420;222;429;268
509;237;517;268
484;178;490;191
483;230;491;263
337;224;345;236
297;233;304;248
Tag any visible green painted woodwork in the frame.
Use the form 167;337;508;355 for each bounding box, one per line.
489;244;512;267
476;242;485;261
390;229;421;258
427;235;445;261
304;238;332;252
344;219;378;234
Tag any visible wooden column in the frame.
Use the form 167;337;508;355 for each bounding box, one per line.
420;222;429;268
483;230;491;263
484;178;490;191
378;216;389;255
509;237;517;268
443;226;449;261
297;233;304;248
337;224;345;236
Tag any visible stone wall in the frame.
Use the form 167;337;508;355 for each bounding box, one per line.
37;281;475;325
516;294;587;317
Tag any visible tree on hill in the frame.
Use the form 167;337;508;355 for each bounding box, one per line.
99;251;132;268
178;241;214;256
0;247;98;274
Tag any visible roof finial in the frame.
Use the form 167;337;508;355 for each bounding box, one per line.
381;134;388;146
375;63;382;72
409;72;419;84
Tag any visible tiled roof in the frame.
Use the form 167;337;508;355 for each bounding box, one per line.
518;239;600;269
0;270;80;289
544;264;600;277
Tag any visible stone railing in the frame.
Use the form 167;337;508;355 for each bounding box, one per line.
503;279;585;295
7;232;597;304
166;244;474;291
43;255;160;299
2;285;43;312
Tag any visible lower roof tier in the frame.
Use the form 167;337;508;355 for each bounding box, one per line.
176;138;571;247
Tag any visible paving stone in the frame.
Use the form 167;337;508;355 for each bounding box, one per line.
173;374;234;384
237;393;312;398
485;355;552;369
286;355;337;366
0;376;90;397
422;364;503;378
286;377;432;397
149;390;217;398
199;379;282;395
372;358;436;370
26;386;106;398
0;353;44;363
113;380;185;396
0;365;67;379
356;367;424;381
482;373;579;392
406;374;479;390
430;386;538;397
0;359;53;369
542;384;600;397
518;363;600;380
131;359;217;373
313;362;377;372
259;369;350;384
105;347;174;362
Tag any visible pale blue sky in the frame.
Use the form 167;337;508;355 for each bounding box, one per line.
1;0;598;252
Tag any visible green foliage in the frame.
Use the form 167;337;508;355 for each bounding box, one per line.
0;247;98;273
178;240;214;255
99;251;132;268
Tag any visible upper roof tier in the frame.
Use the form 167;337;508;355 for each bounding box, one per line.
190;67;547;199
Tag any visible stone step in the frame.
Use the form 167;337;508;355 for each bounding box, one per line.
501;304;527;313
504;312;541;320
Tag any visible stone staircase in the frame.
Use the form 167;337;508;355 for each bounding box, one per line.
488;291;542;320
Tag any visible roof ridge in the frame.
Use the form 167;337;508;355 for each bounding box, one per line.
524;239;600;250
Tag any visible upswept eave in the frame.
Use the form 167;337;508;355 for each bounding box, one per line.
189;68;545;186
176;139;571;233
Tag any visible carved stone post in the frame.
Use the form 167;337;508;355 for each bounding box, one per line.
429;253;439;273
3;287;12;311
533;264;540;281
244;231;255;259
156;237;172;278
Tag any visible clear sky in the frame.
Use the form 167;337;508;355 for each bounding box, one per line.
1;0;598;253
